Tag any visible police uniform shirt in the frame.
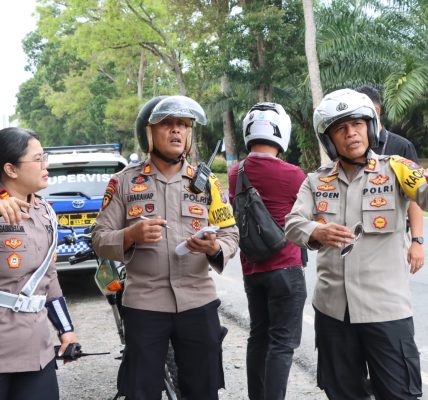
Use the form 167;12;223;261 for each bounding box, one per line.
92;159;239;313
284;151;428;323
0;188;62;373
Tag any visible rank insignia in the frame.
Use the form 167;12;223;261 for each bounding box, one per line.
5;238;22;249
8;253;21;269
131;174;149;184
186;166;194;178
145;203;155;213
317;184;336;191
370;197;387;208
366;158;377;171
131;184;148;192
373;216;387;229
316;217;327;224
128;206;143;217
319;175;337;183
317;201;328;212
369;174;389;185
0;189;10;199
191;218;202;231
143;164;152;174
189;205;204;215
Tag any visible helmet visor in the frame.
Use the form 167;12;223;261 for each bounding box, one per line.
148;96;207;125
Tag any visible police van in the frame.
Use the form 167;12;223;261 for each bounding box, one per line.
38;144;128;271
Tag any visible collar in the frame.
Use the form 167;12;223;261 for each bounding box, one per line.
248;152;277;159
323;150;380;177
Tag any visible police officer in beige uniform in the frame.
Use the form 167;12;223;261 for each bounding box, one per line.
92;95;239;400
0;128;78;400
284;89;428;400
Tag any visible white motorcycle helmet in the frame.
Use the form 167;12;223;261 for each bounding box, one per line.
313;88;379;160
243;102;291;153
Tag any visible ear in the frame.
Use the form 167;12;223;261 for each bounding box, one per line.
3;163;18;179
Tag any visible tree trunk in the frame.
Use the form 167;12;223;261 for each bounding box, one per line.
221;75;238;171
136;51;146;156
302;0;330;164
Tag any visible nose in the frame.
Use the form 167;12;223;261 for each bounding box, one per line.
344;124;357;138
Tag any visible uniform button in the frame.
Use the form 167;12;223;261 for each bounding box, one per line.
38;247;42;251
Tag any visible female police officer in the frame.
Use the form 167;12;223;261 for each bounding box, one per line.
0;127;78;400
284;89;428;400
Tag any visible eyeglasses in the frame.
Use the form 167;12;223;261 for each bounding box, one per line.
340;222;363;257
16;153;49;165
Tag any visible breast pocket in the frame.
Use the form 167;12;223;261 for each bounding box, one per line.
362;194;396;233
0;234;29;277
313;199;340;225
181;202;209;237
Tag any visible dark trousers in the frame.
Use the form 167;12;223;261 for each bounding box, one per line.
118;299;224;400
0;358;59;400
244;266;307;400
315;307;422;400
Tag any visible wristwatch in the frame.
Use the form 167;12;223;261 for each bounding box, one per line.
411;237;424;245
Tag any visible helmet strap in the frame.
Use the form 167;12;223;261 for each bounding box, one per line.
152;147;184;165
338;148;370;167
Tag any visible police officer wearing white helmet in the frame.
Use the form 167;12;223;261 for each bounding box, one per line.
284;88;428;399
228;102;307;400
92;95;239;400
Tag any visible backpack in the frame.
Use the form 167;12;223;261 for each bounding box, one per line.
232;160;287;263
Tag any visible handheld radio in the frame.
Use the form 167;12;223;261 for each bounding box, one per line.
190;139;222;194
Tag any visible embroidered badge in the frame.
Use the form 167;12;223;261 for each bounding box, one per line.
317;184;336;191
145;203;155;213
131;184;148;192
189;205;204;215
366;158;377;171
373;216;387;229
369;174;389;185
5;238;22;249
191;218;202;231
8;253;21;269
393;157;420;170
128;206;143;217
319;175;337;183
0;189;10;199
316;217;327;224
131;174;149;184
143;164;151;174
102;192;113;211
186;166;193;178
370;197;387;208
317;201;328;212
106;178;118;194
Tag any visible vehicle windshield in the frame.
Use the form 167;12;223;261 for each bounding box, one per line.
39;165;122;198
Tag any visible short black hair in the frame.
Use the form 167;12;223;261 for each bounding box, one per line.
0;127;39;173
354;85;382;107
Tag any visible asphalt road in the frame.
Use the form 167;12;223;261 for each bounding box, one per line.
212;216;428;399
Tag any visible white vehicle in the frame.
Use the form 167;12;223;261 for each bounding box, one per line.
38;144;128;271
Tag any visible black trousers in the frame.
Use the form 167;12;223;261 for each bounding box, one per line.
315;307;422;400
244;266;307;400
0;358;58;400
117;299;224;400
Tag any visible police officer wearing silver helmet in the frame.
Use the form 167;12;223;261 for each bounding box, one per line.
285;88;428;399
93;95;239;400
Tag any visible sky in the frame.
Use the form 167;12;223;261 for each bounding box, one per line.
0;0;37;128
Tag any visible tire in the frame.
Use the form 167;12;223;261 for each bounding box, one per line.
164;342;181;400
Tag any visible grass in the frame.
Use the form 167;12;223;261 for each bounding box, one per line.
216;172;229;190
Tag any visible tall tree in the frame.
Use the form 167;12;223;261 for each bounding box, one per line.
302;0;329;164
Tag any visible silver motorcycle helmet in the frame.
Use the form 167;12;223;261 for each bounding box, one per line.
136;95;207;155
313;88;379;160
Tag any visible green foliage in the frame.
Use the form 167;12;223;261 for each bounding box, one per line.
211;156;227;174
